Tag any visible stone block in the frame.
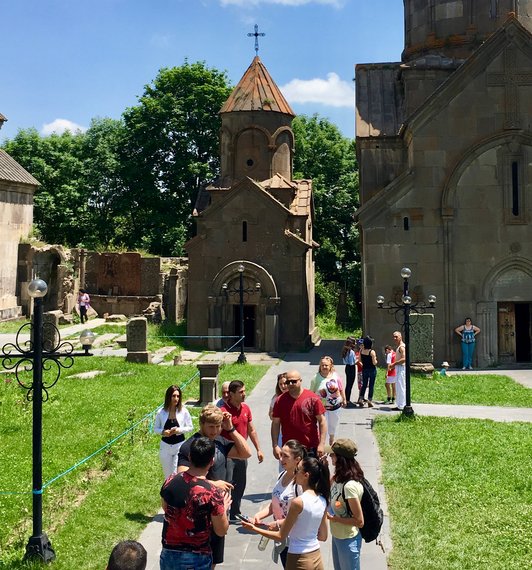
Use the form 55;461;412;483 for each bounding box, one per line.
126;351;151;364
197;362;220;405
127;316;148;353
43;311;61;351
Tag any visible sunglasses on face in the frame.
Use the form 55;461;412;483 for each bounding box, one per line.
285;379;300;385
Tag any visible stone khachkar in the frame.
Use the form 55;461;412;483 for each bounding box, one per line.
126;316;151;363
409;313;435;373
197;362;220;405
42;311;61;352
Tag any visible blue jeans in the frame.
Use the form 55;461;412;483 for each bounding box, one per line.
360;368;376;401
332;533;362;570
461;341;475;368
160;548;212;570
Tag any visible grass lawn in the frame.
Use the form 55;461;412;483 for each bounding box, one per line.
370;368;532;407
374;416;532;570
0;357;269;568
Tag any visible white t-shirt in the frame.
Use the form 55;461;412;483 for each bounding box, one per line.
288;491;326;554
271;471;300;521
329;480;363;539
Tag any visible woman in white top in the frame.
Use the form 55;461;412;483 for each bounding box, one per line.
327;439;364;570
311;356;347;445
243;456;330;570
252;440;306;567
153;385;193;479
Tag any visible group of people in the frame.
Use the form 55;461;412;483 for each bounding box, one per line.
150;362;369;570
341;331;407;411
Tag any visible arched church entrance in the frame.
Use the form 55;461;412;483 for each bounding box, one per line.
209;261;280;353
479;259;532;366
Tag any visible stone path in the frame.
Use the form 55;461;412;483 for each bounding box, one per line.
138;344;531;569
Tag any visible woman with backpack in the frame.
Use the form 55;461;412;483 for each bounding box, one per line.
242;456;330;569
326;438;364;570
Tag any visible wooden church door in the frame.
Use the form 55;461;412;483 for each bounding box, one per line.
498;302;515;363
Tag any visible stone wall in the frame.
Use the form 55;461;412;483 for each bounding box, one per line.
0;184;34;319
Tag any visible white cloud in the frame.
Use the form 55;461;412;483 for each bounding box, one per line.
41;118;87;136
221;0;343;7
280;72;353;107
151;33;173;48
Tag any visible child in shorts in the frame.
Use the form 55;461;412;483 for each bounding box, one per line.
385;345;396;404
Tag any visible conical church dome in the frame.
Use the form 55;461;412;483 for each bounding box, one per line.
221;56;294;115
219;56;294;184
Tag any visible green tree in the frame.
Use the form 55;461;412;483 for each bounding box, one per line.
80;117;129;249
3;127;88;245
121;61;232;255
292;114;360;322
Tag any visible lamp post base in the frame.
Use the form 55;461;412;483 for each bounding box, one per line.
402;406;415;417
237;352;247;364
24;533;56;563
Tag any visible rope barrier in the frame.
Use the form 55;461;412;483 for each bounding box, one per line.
0;335;244;496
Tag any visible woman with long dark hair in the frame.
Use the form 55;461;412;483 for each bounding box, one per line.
252;439;307;567
154;385;193;479
357;337;377;408
327;439;364;570
243;456;330;569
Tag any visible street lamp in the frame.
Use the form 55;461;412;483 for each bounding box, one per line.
1;279;95;563
377;268;436;417
222;264;261;364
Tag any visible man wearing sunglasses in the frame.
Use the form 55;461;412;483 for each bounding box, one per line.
271;370;327;459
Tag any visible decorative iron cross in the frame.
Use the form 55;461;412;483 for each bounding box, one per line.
248;24;265;55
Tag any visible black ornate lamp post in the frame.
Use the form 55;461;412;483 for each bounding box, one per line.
377;267;436;417
222;264;261;364
1;279;95;563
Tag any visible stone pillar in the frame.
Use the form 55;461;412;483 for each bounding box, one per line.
197;362;220;405
42;311;61;352
477;301;497;367
207;296;222;350
126;317;151;363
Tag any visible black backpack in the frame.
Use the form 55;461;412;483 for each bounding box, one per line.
342;477;383;543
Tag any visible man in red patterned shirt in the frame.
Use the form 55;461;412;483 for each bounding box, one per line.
271;369;327;459
160;437;231;570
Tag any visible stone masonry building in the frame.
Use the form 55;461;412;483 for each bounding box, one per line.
186;57;317;352
356;1;532;367
0;113;39;320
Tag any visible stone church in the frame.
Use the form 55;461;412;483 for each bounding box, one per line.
185;57;317;352
356;0;532;367
0;113;39;320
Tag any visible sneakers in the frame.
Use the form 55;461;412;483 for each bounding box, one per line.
356;400;364;407
462;367;467;370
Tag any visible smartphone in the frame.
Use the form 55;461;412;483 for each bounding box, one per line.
235;514;251;523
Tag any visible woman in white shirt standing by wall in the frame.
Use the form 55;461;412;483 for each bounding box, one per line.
243;456;330;569
154;385;193;479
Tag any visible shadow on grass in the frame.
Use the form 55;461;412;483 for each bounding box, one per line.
124;511;163;524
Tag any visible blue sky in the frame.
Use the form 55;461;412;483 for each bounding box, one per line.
0;0;404;142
